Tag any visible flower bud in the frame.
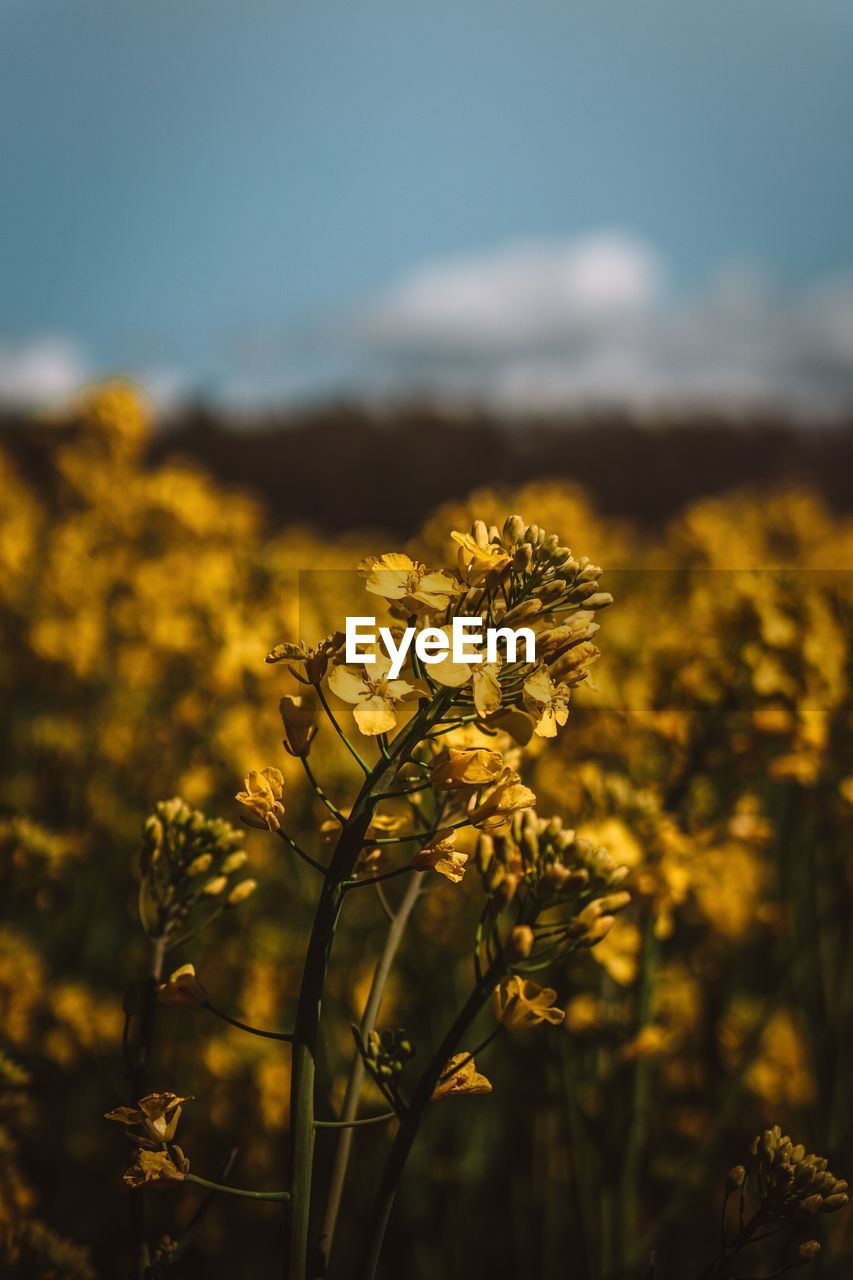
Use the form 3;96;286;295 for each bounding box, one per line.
471;519;489;548
202;876;228;896
221;850;249;874
726;1166;746;1190
227;878;258;907
279;695;318;758
493;873;519;908
508;925;535;959
796;1241;820;1265
503;514;525;545
186;853;212;877
585;592;614;610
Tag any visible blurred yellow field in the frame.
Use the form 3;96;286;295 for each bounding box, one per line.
2;385;852;1278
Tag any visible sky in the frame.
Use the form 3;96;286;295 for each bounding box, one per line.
2;0;853;412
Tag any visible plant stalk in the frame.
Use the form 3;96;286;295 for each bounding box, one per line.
315;872;423;1275
362;957;504;1280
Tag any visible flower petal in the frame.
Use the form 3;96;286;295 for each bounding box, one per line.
354;695;398;736
328;665;368;704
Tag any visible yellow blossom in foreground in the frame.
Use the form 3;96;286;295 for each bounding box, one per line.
493;976;564;1030
432;1053;493;1100
430;747;505;791
522;666;571;738
329;655;420;736
411;830;468;883
450;529;511;584
235;767;285;832
469;770;536;831
359;552;460;614
123;1146;189;1188
157;964;209;1009
423;626;503;715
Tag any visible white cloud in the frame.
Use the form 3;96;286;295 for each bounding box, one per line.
342;234;853;415
0;338;187;412
0;338;89;406
359;233;663;350
4;234;853;416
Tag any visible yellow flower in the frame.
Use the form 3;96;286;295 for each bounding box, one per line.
279;695;317;757
422;624;503;714
328;655;420;735
549;640;600;687
235;767;285;831
565;993;603;1033
156;964;209;1009
450;529;511;584
227;878;258;906
432;1053;493;1100
592;918;642;986
411;830;468;883
522;666;571;738
105;1092;192;1146
265;633;344;684
359;552;460;614
618;1024;671;1063
493;976;564;1030
123;1146;189;1188
430;747;505;791
469;770;536;831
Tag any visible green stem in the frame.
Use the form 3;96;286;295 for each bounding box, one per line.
287;690;453;1280
375;781;431;799
367;816;469;845
275;828;328;876
619;910;658;1265
344;866;418;890
316;684;370;774
186;1173;290;1201
316;872;423;1274
205;1003;293;1042
314;1111;397;1129
129;933;167;1280
301;756;346;824
362;957;505;1280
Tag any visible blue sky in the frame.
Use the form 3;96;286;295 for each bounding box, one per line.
2;0;853;408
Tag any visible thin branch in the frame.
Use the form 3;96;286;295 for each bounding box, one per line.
300;756;346;824
344;865;418;891
375;781;431;800
317;684;370;774
374;882;395;922
205;1003;294;1042
168;1148;239;1265
274;827;328;876
185;1173;290;1202
316;872;423;1272
315;1111;397;1129
366;816;469;845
